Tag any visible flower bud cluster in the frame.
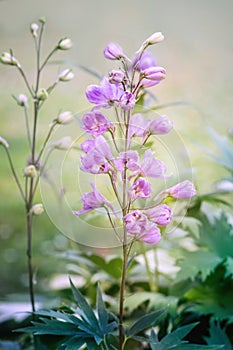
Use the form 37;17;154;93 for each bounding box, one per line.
73;33;196;246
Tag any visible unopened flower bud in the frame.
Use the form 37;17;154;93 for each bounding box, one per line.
17;94;28;107
56;111;73;125
109;70;125;84
58;69;74;82
104;42;128;60
52;136;73;150
0;52;21;67
24;165;37;178
39;17;46;24
32;203;44;216
30;23;39;37
57;37;72;50
37;88;48;101
0;136;9;148
144;32;164;46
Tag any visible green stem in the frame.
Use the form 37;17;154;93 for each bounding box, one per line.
140;243;157;292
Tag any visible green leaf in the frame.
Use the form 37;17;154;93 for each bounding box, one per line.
204;319;232;349
87;255;122;279
158;323;199;349
96;284;108;331
224;257;233;278
176;250;222;282
127;309;165;337
169;345;223;349
69;277;99;330
17;318;79;335
59;336;87;350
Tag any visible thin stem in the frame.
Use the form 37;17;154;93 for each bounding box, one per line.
26;205;35;312
105;208;122;243
5;147;26;202
37;122;56;162
39;47;57;73
140;243;157;292
109;129;120;153
108;172;123;208
17;66;34;97
24;105;32;148
119;242;129;350
114;107;124;135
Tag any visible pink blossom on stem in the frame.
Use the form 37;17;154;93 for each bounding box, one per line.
131;51;157;71
129;113;150;138
144;204;172;226
165;180;196;198
109;70;125;84
119;91;135;110
140;66;166;88
140;150;167;178
144;115;173;136
140;222;161;245
103;42;128;60
86;77;123;109
129;177;152;199
82;111;113;136
114;151;140;175
73;183;115;216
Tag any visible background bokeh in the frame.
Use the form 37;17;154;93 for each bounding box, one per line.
0;0;232;298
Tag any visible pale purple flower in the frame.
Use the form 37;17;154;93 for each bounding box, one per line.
145;115;173;136
140;66;166;88
80;135;114;174
124;210;147;234
109;70;125;84
165;180;196;198
82;111;112;136
73;183;115;216
131;51;157;71
138;150;167;178
114;151;140;175
124;210;161;245
119;91;135;110
140;222;161;245
129;177;152;199
103;42;127;60
129;113;150;138
86;77;123;109
144;204;172;226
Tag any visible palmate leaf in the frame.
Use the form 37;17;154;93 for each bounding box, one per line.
17;318;79;336
127;309;166;338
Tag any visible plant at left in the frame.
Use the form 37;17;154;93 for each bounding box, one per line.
0;18;74;313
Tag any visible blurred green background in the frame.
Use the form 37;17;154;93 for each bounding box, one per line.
0;0;232;301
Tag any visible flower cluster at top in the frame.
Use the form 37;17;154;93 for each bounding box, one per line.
73;32;196;245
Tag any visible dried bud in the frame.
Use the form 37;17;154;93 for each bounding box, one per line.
56;111;73;125
58;69;74;82
32;203;44;216
0;52;21;67
24;165;37;178
30;23;39;37
57;37;72;50
52;136;73;150
37;88;48;101
17;94;28;107
0;136;9;148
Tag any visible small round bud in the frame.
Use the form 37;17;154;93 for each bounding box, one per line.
31;203;44;216
56;111;73;125
58;69;74;82
144;32;164;46
24;165;37;178
108;69;125;84
52;136;73;150
0;52;21;67
58;37;72;50
37;88;48;101
0;136;9;148
39;17;46;24
17;94;28;107
30;23;39;37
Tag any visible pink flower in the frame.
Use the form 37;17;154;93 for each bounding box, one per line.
140;150;167;178
140;66;166;88
103;42;128;60
119;91;135;110
114;151;140;174
144;204;172;226
73;183;115;216
124;210;161;245
109;70;125;84
165;180;196;198
131;51;157;71
145;115;173;136
82;111;113;136
80;136;114;174
86;77;123;109
129;114;150;138
129;177;152;199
